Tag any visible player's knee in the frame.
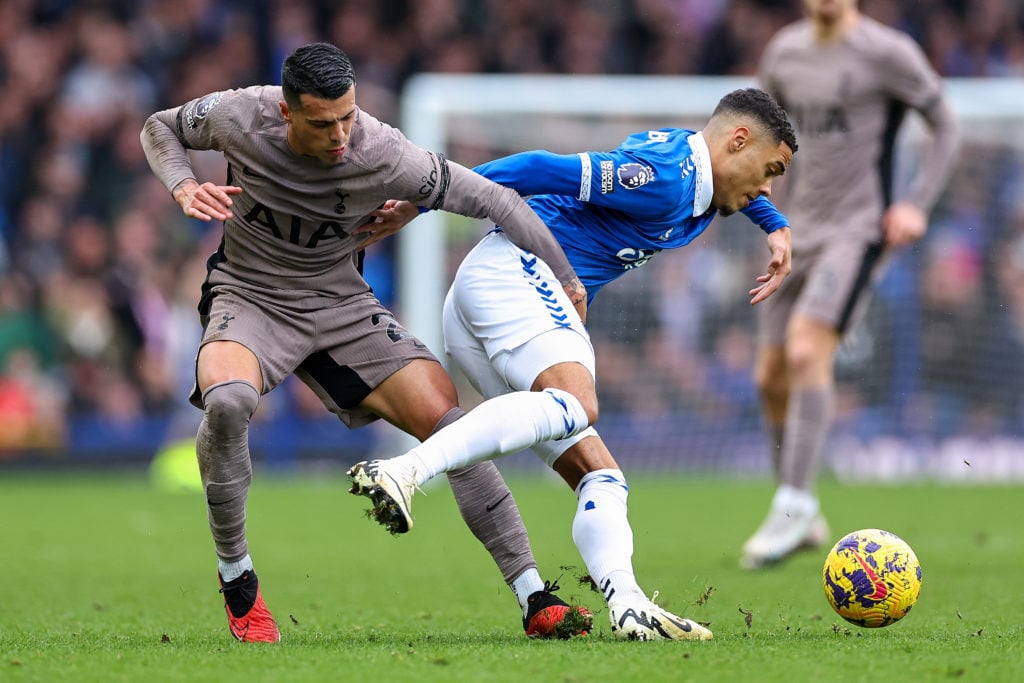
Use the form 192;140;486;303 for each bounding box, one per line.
536;377;598;425
785;338;827;379
542;387;594;437
202;380;260;432
578;393;599;426
546;387;598;426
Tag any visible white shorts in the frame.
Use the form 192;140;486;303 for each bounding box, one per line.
443;232;598;467
444;230;595;389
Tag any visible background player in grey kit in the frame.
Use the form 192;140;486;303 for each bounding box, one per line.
740;0;961;569
140;42;591;641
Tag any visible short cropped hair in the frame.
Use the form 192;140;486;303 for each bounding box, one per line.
281;42;356;107
713;88;798;153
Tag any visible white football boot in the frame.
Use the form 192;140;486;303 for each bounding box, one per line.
798;512;831;551
347;459;419;534
608;592;713;641
740;486;825;569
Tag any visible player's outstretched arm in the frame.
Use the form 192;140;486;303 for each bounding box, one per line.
141;107;240;221
749;226;791;305
360;198;589;323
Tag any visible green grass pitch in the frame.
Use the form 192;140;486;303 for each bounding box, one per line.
1;469;1021;682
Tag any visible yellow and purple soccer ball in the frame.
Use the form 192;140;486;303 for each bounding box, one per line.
822;528;922;628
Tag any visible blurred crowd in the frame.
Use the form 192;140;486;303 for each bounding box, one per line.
2;0;1024;460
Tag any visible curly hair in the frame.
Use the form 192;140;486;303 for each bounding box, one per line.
713;88;798;153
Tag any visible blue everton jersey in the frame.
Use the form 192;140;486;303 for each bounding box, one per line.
474;128;789;302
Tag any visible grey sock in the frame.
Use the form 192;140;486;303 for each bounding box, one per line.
769;421;785;481
440;408;538;584
780;385;834;491
197;380;260;562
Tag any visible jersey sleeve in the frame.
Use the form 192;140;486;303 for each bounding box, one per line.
476;148;674;220
379;138;455;209
140;89;237;194
167;89;243;152
389;143;578;286
474;150;596;198
881;34;962;212
881;34;943;110
741;196;790;233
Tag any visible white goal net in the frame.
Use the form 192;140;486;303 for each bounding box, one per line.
394;74;1024;481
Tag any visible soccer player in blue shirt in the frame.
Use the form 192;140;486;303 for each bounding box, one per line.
350;88;796;640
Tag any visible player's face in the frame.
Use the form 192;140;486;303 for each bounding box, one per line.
281;87;357;165
712;128;792;217
803;0;856;24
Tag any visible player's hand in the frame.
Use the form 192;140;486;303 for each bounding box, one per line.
882;202;927;248
749;227;792;305
564;277;588;324
357;200;421;248
173;179;242;222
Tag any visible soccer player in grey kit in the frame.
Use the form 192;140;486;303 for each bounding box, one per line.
740;0;961;569
140;42;591;641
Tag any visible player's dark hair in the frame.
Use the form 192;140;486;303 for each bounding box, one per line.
281;42;356;107
713;88;798;153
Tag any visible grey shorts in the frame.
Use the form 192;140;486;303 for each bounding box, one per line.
190;286;439;427
757;239;888;347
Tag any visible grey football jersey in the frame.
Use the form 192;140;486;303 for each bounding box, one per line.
141;85;574;309
759;16;959;251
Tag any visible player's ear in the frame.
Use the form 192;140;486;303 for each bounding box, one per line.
279;100;291;122
730;126;751;153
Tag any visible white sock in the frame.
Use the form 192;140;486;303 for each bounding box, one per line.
771;484;819;517
571;469;644;605
392;389;589;486
509;567;546;616
218;553;253;582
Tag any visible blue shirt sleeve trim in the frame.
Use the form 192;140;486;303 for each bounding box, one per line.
742;196;790;233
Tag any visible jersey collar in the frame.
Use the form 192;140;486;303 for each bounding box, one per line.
688;131;714;217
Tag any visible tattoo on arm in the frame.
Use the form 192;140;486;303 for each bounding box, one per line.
565;277;586;305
